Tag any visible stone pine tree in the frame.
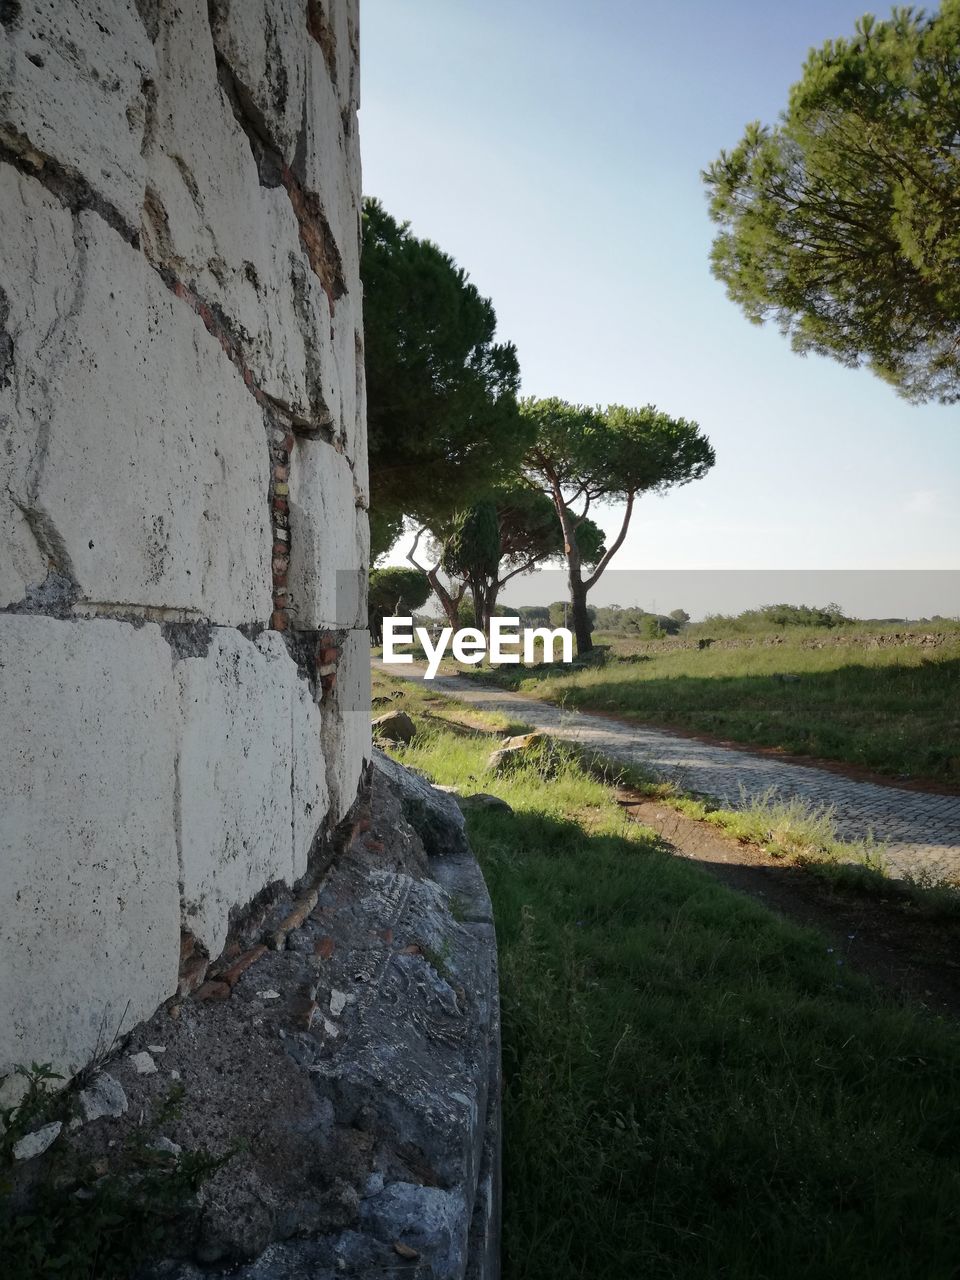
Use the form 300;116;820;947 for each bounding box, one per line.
704;2;960;403
367;567;431;642
523;399;715;654
361;198;528;557
441;486;605;635
407;485;604;635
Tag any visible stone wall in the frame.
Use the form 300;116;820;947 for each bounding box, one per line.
0;0;370;1084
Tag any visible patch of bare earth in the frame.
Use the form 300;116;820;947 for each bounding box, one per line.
618;791;960;1020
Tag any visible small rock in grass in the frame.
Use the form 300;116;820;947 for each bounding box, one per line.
487;732;544;774
371;709;417;744
13;1121;62;1161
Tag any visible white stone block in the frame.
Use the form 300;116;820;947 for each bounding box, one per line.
0;616;181;1081
142;0;339;430
175;629;294;958
321;628;371;823
288;438;368;629
292;669;329;878
0;170;272;623
0;1;156;228
209;0;308;161
0;169;76;607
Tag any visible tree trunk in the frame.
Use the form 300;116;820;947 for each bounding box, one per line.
558;505;592;655
426;566;462;629
569;577;592;655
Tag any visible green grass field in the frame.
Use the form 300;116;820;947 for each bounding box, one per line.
462;629;960;783
386;721;960;1279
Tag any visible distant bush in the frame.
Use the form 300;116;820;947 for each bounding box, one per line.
695;603;849;634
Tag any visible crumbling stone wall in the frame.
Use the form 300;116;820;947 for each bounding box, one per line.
0;0;370;1084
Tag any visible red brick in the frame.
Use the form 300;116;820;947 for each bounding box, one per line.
217;944;268;989
315;936;335;960
271;611;288;632
194;979;231;1002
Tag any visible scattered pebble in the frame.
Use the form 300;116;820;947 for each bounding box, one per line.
13;1121;62;1161
329;989;348;1017
79;1072;128;1122
147;1044;167;1055
129;1051;157;1075
257;990;281;1000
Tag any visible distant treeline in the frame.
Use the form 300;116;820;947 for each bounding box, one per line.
397;599;959;639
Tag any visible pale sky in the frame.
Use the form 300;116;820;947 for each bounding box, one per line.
360;0;959;595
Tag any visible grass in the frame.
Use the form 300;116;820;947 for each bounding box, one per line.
386;723;960;1279
449;629;960;783
665;786;960;916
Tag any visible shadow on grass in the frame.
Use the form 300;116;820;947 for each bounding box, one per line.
467;803;960;1280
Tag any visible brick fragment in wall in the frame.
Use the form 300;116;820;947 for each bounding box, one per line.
0;616;181;1081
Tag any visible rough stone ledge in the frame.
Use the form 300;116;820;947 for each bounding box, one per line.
9;759;500;1280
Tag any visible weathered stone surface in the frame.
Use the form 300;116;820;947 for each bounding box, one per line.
487;732;545;773
208;0;310;161
0;169;73;608
360;1182;467;1278
0;168;272;622
437;789;514;816
0;616;181;1080
141;0;341;430
176;630;297;959
0;2;155;228
373;750;470;857
292;670;329;879
371;709;417;745
78;1073;128;1124
288;439;367;629
322;630;372;823
1;0;371;1139
12;1121;62;1162
67;760;500;1280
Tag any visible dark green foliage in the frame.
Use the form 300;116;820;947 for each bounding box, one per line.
593;605;688;635
368;566;431;640
361;198;527;543
703;602;849;631
705;2;960;402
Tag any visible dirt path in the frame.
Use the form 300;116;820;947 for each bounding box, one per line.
375;661;960;882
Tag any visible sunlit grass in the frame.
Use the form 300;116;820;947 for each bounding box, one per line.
390;723;960;1279
456;631;960;781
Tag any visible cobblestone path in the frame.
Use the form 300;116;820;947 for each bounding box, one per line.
375;662;960;881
